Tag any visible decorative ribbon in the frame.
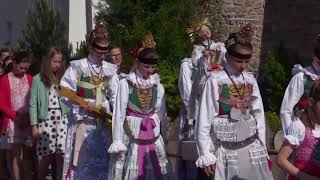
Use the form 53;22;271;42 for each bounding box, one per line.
127;110;163;180
76;81;105;107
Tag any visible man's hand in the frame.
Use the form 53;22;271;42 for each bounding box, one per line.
31;125;39;140
80;103;94;112
202;164;215;177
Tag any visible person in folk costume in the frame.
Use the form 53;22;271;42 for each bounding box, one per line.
280;34;320;134
0;50;33;180
187;17;227;133
195;24;273;180
176;18;227;180
129;34;153;74
107;32;172;180
61;20;118;180
277;82;320;180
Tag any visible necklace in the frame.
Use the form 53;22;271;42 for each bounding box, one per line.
87;58;102;75
224;69;245;99
135;71;153;112
86;59;104;85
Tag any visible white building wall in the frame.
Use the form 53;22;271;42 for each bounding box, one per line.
69;0;87;53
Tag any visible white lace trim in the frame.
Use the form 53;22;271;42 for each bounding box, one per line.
195;153;217;168
284;135;300;146
108;141;127;153
291;64;320;80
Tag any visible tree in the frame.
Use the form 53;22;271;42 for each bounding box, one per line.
18;0;70;74
99;0;198;117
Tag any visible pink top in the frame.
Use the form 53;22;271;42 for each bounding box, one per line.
285;120;320;179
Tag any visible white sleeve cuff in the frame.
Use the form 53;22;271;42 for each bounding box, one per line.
107;141;127;153
284;135;300;146
195;153;217;168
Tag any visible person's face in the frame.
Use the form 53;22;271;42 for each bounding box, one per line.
199;25;211;40
138;62;156;79
50;53;63;73
227;45;252;73
90;42;109;62
1;51;10;60
14;62;30;76
110;48;122;66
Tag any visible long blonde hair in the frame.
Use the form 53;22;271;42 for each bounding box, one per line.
303;82;320;128
40;47;65;87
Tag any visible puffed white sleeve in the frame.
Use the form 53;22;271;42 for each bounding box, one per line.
178;59;193;110
250;79;267;146
280;73;305;134
156;84;167;143
195;77;219;167
60;63;80;109
285;120;305;146
107;79;129;153
106;75;119;111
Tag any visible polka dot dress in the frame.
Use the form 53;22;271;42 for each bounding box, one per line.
36;86;68;157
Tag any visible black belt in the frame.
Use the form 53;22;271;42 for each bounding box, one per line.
48;107;61;110
216;133;258;150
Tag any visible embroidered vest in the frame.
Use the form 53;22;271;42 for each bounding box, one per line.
76;75;108;99
127;81;158;115
218;84;252;115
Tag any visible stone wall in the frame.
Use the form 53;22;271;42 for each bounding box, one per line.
261;0;320;61
207;0;320;71
207;0;265;72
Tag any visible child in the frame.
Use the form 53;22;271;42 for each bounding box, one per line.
29;47;69;180
280;34;320;133
195;24;273;180
108;45;171;180
0;50;33;180
61;23;118;180
277;82;320;180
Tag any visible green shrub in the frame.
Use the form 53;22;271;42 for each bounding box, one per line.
265;111;282;133
98;0;198;118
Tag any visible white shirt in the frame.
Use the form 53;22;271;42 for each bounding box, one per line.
108;71;167;153
60;55;118;120
280;64;320;134
196;65;266;166
178;58;194;111
285;119;320;146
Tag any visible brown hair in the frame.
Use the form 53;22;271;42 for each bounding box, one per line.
303;82;320;128
13;50;31;64
2;56;13;74
40;47;66;87
88;32;109;49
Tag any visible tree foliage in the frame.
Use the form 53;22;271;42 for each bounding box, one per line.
18;0;70;73
99;0;198;117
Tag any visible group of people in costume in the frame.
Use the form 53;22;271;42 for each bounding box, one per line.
178;20;273;180
0;15;320;180
177;17;320;180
